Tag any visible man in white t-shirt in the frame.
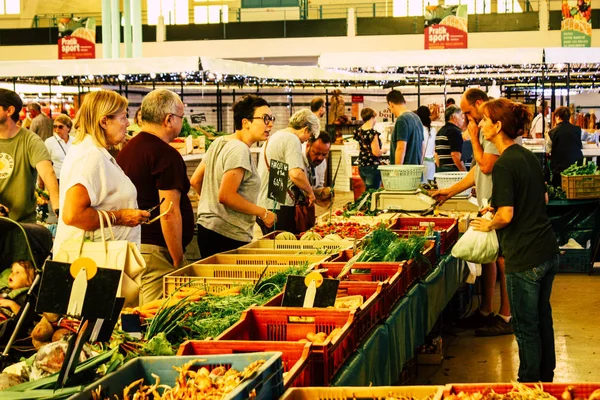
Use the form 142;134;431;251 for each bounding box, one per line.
530;100;551;139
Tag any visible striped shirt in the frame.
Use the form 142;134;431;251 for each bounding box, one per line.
435;123;463;170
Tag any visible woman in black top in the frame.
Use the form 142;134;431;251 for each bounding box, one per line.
354;108;384;190
471;98;559;383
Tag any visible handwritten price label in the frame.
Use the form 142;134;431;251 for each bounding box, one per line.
268;159;289;204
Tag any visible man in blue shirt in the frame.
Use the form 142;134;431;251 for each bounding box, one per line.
387;90;424;165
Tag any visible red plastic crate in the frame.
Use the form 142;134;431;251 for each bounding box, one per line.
317;261;413;316
264;281;385;343
389;217;458;255
176;340;312;389
216;307;356;386
443;383;600;398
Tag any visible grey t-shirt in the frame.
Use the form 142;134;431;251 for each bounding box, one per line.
196;136;260;242
257;129;305;209
473;129;500;208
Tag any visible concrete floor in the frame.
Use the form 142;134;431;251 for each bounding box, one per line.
417;274;600;384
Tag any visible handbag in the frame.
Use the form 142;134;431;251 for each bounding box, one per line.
263;139;315;232
53;209;146;307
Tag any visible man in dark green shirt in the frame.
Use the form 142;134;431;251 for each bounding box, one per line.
386;90;424;165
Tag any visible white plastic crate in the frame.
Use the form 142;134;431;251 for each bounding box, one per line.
434;171;470;197
378;165;424;191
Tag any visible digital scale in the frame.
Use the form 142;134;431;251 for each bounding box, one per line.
370;190;480;213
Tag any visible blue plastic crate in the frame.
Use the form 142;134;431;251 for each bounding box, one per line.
558;248;592;273
69;352;284;400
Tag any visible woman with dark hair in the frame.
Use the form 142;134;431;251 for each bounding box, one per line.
191;94;276;257
548;106;583;187
471;98;559;383
416;105;436;182
354;107;384;190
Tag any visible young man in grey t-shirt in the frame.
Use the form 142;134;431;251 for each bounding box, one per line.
433;88;511;338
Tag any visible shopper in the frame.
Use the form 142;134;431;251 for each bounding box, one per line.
128;108;143;135
310;97;326;119
53;90;150;256
433;88;512;337
117;89;194;304
416;105;437;181
257;108;318;234
548;106;583;187
435;105;466;172
354;107;384;190
0;89;59;224
471;98;559;383
191;95;276;258
45;114;74;183
386;90;424;165
446;98;456;108
305;131;333;207
529;100;551;139
27;102;53;141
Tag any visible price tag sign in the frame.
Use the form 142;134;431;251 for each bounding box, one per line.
190;113;206;124
268;159;289;204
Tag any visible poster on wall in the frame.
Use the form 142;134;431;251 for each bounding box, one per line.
58;17;96;60
561;0;592;47
424;5;468;50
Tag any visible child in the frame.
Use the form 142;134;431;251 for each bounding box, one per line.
0;261;35;318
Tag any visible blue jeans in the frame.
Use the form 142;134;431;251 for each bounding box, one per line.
359;165;381;190
506;254;559;382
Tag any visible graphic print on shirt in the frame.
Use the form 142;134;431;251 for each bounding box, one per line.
0;153;14;179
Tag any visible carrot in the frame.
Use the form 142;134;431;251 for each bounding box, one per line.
139;310;155;319
213;287;241;296
140;299;164;311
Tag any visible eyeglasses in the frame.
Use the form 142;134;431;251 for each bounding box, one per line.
143;201;173;224
145;197;165;214
252;114;276;125
170;113;185;120
53;124;66;129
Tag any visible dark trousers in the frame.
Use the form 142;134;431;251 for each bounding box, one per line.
358;165;382;190
196;224;249;259
506;254;559;382
257;205;298;235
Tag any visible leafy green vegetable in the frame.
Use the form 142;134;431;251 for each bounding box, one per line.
141;332;174;356
561;161;599;176
342;189;382;217
546;184;567;200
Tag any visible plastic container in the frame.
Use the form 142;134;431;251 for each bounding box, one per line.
163;263;314;297
216;307;356;386
240;239;354;253
176;341;311;389
264;281;385;343
378;165;425;191
197;254;329;266
562;173;600;199
443;383;600;398
434;171;470;197
558;248;592;273
69;353;284;400
281;385;444;400
389;217;459;255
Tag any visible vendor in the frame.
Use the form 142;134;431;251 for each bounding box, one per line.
305;131;333;207
548;106;583;187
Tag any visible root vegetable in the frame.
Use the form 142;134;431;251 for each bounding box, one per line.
42;313;60;323
32;338;49;350
32;318;54;342
306;332;316;342
52;328;71;342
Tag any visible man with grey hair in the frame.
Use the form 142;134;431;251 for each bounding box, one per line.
27;102;53;141
117;89;194;304
435;105;466;172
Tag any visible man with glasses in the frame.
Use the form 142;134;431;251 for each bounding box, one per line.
27;102;53;141
304;131;333;207
0;89;59;223
117;89;194;304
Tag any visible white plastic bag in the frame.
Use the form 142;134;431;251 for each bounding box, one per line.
451;213;499;264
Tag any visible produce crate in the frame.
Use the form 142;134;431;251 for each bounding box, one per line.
281;385;444;400
216;307;356;386
197;254;329;266
241;239;354;254
316;212;399;227
558;248;593;273
442;383;600;398
388;217;459;255
163;263;313;297
562;173;600;199
69;353;284;400
176;341;311;389
318;260;415;316
264;281;385;343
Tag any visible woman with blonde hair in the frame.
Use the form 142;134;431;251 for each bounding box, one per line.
53;90;150;256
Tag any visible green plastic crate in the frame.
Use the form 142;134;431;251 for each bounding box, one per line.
558;248;592;273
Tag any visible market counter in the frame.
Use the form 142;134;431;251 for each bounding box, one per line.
332;254;468;386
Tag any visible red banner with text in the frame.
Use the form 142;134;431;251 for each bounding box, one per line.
424;5;468;50
58;17;96;60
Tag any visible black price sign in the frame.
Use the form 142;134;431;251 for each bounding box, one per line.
190;113;206;124
268;159;289;204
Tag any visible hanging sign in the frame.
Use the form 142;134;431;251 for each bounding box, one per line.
58;17;96;60
561;0;592;47
268;159;289;204
424;5;468;50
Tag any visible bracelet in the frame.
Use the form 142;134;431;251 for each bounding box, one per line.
260;208;269;220
109;211;117;225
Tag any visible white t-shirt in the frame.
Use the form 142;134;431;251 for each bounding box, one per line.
257;129;305;209
45;134;73;178
530;113;551;137
423;126;437;159
53;135;140;255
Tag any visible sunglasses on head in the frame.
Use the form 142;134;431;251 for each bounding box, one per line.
252;114;276;125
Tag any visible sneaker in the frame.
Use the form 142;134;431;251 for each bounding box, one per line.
475;315;514;337
455;311;494;330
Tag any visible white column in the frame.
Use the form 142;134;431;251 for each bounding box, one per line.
111;0;121;58
131;0;143;57
101;0;112;58
347;8;356;37
123;0;132;58
539;0;549;32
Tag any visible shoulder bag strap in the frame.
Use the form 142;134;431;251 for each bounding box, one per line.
97;209;116;241
54;136;67;155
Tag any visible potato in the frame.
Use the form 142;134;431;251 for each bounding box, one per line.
32;338;49;350
42;313;60;323
52;328;71;342
298;339;310;343
306;332;316;342
315;332;327;342
31;318;54;342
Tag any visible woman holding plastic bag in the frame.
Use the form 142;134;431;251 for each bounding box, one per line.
468;98;559;383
